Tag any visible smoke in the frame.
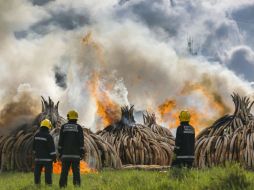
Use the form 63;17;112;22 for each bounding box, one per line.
54;61;68;89
0;84;40;135
0;0;253;132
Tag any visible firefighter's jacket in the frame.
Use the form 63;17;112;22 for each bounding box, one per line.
58;121;84;161
33;127;56;162
174;122;195;159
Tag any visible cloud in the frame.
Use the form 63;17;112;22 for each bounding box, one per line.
225;46;254;82
114;0;244;59
0;0;253;130
31;0;54;6
231;3;254;49
15;4;90;38
0;0;47;43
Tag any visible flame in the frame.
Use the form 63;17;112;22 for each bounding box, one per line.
157;101;206;134
158;100;177;118
82;32;120;128
168;109;210;134
181;82;229;115
88;72;120;127
81;33;226;132
157;82;229;134
52;161;97;174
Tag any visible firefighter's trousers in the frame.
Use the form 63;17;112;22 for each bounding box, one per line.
59;160;80;188
34;161;53;185
172;158;194;168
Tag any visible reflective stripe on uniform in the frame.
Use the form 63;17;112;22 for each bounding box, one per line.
63;124;78;132
177;155;195;159
34;137;47;141
63;129;78;132
50;152;56;155
62;155;80;158
183;131;194;134
35;158;52;161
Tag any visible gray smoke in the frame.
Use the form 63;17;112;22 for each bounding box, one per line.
54;59;69;89
0;84;40;135
0;0;253;131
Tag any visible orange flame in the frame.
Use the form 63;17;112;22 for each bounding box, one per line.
158;100;177;119
168;109;210;134
181;82;229;116
82;32;120;128
52;161;97;174
81;33;227;132
157;101;207;134
88;73;120;127
157;82;229;134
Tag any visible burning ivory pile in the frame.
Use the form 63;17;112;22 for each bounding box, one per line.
195;93;254;168
0;97;121;172
97;106;175;166
143;112;175;145
0;97;64;172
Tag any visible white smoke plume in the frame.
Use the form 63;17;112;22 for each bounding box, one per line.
0;0;253;131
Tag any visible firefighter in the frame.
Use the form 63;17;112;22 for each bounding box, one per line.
173;110;195;167
58;110;84;188
33;119;56;185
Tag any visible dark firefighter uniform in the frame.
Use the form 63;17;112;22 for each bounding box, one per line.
33;119;56;185
58;110;84;188
173;110;195;167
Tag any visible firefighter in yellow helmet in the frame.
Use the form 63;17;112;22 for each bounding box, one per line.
58;110;84;188
173;110;195;167
33;119;56;185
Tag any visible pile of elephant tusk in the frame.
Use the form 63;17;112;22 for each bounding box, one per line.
3;93;253;172
0;97;121;172
97;106;175;166
195;93;254;168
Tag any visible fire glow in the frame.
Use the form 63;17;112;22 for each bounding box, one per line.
52;161;97;174
87;75;228;133
88;72;120;127
83;32;121;127
82;33;229;133
157;82;230;133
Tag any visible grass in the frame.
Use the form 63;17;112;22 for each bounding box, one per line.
0;163;253;190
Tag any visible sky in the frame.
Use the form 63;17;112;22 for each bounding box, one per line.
0;0;254;131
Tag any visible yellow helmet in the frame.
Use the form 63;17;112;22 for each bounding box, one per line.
179;110;191;122
67;110;78;120
40;119;52;129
